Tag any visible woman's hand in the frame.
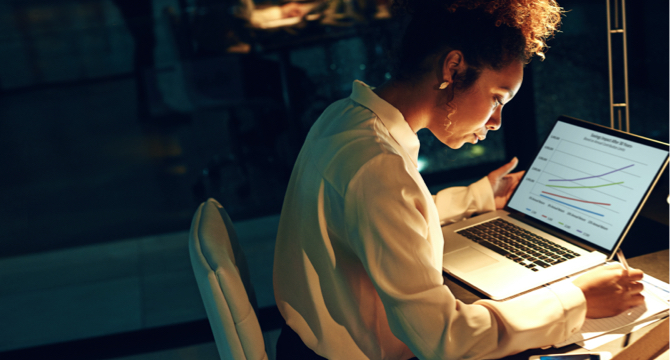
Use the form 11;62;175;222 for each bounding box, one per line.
487;157;525;209
572;264;645;318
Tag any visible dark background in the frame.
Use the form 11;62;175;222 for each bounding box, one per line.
0;0;667;259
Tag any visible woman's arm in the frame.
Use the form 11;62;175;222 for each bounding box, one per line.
433;157;525;224
345;153;584;359
433;177;496;225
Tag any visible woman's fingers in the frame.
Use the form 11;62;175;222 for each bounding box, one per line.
601;264;644;281
488;158;517;186
574;265;648;318
629;293;646;306
626;268;644;281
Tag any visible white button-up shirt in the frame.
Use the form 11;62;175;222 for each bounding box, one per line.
273;81;586;360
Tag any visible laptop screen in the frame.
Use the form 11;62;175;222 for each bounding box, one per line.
507;116;669;253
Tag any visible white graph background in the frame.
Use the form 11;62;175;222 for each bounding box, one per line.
509;122;668;249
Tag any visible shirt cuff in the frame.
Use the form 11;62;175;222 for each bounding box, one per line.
547;280;587;338
472;176;496;214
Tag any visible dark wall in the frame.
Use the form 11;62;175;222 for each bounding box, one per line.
0;0;666;258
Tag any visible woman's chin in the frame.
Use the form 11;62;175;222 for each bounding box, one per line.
437;133;469;149
443;139;465;149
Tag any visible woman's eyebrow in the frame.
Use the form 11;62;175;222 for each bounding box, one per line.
499;86;516;100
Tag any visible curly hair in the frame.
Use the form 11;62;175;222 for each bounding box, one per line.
444;0;564;60
392;0;565;85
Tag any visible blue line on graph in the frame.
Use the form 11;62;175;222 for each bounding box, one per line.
641;279;670;294
540;194;605;217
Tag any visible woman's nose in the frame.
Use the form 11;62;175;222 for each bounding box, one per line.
487;107;502;130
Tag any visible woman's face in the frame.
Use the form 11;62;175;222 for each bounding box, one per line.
428;60;524;149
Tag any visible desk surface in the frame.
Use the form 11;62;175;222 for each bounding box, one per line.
444;249;669;360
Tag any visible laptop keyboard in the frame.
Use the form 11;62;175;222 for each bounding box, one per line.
456;218;581;272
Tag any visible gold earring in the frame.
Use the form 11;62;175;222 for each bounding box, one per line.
438;82;449;90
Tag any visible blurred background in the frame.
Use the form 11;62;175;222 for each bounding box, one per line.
0;0;667;359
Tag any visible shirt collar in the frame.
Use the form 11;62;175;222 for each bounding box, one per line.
349;80;420;167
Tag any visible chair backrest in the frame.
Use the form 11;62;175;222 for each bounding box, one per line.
189;198;267;360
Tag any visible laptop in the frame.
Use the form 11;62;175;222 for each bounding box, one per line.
442;115;669;300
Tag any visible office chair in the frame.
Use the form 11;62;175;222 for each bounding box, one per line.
189;198;268;360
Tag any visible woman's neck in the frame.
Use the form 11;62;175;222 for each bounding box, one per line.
373;79;434;133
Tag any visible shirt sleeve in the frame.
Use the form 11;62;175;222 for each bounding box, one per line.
344;154;585;360
433;176;496;226
475;280;586;359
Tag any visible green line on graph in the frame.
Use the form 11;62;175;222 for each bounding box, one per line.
545;181;623;189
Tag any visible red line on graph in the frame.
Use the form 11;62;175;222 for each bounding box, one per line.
541;191;611;206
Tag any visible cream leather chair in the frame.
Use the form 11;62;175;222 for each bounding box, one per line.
189;198;268;360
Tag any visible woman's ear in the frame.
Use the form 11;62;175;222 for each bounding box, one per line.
440;50;466;84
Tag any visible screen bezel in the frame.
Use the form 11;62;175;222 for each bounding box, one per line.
504;115;669;256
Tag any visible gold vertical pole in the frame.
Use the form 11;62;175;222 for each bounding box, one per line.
606;0;615;129
621;0;630;132
606;0;631;133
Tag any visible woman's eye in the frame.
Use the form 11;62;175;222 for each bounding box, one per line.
493;98;502;107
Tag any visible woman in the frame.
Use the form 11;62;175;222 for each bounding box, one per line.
273;0;645;359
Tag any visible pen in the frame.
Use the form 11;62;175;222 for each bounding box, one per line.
617;249;630;275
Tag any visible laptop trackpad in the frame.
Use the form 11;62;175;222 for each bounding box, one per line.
444;247;499;273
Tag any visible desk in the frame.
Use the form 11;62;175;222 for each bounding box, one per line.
444;249;669;360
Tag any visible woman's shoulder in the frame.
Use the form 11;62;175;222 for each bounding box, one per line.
303;98;407;194
310;97;399;154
